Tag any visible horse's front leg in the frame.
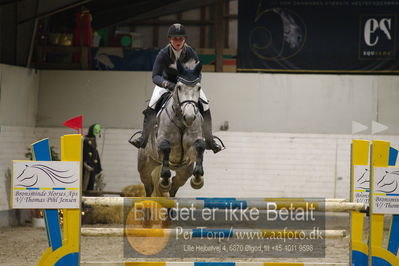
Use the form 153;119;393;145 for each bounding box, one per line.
159;139;172;192
191;139;205;189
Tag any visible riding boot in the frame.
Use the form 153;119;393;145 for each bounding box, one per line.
202;109;222;153
130;108;157;149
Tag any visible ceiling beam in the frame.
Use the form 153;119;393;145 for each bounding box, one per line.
0;0;22;6
95;0;218;29
92;0;176;29
129;0;218;21
128;19;215;26
18;0;92;24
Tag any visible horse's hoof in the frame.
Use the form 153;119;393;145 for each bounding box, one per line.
159;180;171;193
161;168;171;179
190;176;204;189
193;166;204;177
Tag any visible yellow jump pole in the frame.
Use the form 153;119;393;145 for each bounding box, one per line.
350;140;369;265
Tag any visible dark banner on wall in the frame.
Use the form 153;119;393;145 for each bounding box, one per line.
237;0;399;73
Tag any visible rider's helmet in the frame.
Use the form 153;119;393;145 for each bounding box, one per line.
167;23;187;38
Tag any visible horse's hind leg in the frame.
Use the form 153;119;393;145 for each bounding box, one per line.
191;139;205;189
158;140;172;192
170;164;194;197
144;183;153;197
151;166;170;197
140;173;154;197
138;150;157;197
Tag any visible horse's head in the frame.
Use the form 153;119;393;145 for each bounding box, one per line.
174;60;202;127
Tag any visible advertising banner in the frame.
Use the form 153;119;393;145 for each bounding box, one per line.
12;161;80;209
238;0;399;73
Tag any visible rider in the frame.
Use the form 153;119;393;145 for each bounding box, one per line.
130;23;222;153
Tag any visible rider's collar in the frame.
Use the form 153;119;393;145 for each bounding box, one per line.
169;44;185;60
171;46;182;59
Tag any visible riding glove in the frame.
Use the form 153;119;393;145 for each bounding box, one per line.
162;80;176;91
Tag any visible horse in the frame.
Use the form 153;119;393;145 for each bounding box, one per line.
138;61;206;197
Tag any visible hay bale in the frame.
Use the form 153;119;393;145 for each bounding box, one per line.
83;205;124;224
82;184;146;224
121;184;146;197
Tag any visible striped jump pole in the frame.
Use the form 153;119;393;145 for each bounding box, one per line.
82;197;367;212
81;227;348;239
80;262;347;266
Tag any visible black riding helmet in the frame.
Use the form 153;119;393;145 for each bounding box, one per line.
167;23;187;38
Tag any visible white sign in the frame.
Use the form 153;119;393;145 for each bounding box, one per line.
371;120;389;134
353;165;370;206
12;161;80;209
372;167;399;214
352;121;368;134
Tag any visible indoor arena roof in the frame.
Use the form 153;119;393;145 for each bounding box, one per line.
6;0;219;29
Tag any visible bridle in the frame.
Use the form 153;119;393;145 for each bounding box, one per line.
174;82;200;117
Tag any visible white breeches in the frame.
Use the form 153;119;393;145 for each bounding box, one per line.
148;85;209;111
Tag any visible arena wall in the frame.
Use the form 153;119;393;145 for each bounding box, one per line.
30;127;399;200
2;64;399;226
37;70;399;134
0;64;39;225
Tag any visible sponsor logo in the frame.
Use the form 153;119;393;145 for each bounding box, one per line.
359;15;396;59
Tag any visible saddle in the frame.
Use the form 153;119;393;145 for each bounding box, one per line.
155;92;172;115
156;92;211;118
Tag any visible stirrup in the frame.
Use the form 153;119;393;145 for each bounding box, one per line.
213;136;226;150
128;131;143;147
208;136;225;153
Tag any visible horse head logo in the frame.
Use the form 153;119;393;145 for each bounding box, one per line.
376;170;399;194
250;2;306;61
16;164;77;188
355;168;370;190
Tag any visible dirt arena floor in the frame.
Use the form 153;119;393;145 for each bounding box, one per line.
0;222;351;266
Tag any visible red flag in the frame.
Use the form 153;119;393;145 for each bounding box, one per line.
63;115;83;134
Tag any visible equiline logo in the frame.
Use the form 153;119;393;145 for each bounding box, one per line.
364;18;392;47
359;15;396;59
15;164;77;188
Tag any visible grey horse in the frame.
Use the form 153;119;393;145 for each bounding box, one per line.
138;61;206;197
